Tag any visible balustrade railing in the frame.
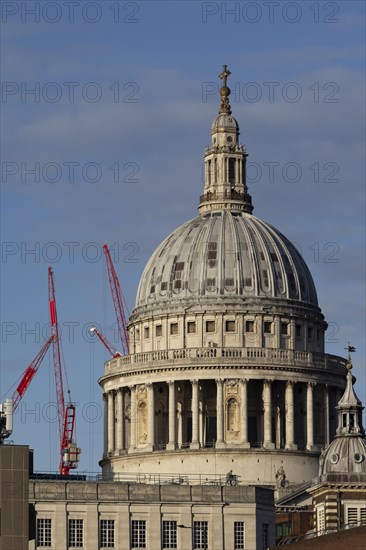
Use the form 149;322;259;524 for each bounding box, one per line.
104;347;346;375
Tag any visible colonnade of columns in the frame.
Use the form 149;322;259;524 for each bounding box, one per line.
103;379;331;457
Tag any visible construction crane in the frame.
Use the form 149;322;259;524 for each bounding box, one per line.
89;326;122;358
0;335;54;444
48;266;81;475
103;244;130;355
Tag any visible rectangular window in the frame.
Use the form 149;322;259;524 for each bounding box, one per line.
155;325;162;337
193;521;208;549
206;321;215;333
245;320;254;333
170;323;179;336
308;326;313;339
234;521;245;549
241;160;246;184
346;506;366;526
100;519;115;548
131;520;146;549
229;158;236;184
68;519;83;548
281;322;288;335
162;520;177;549
225;320;236;332
262;523;269;550
263;321;272;334
37;518;52;547
296;324;302;337
317;507;325;532
144;327;150;339
187;321;196;334
348;508;358;525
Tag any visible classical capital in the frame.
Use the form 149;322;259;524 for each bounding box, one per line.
226;379;239;387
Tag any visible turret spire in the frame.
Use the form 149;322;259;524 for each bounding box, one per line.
336;344;364;436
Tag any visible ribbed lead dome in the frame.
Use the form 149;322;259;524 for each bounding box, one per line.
136;210;318;308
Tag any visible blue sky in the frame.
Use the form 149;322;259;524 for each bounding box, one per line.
1;0;365;472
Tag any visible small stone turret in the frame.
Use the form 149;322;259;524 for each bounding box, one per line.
319;346;366;476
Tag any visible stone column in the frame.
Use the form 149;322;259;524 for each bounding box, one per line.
107;391;115;454
239;379;250;448
303;322;308;352
116;388;125;453
147;383;155;450
274;316;281;348
263;380;275;449
285;381;298;450
306;382;315;451
275;406;281;449
290;319;296;348
177;402;183;449
129;386;137;451
103;393;108;457
324;385;330;445
167;381;176;450
190;380;200;449
216;379;225;448
199;402;204;447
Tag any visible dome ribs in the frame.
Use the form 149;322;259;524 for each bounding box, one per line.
135;212;319;309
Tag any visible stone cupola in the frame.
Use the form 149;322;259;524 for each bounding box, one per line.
199;65;253;214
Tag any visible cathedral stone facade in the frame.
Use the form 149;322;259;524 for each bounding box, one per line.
99;67;347;486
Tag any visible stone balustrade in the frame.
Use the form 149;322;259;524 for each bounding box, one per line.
104;347;347;375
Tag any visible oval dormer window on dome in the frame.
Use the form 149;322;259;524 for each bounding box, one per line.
330;453;339;464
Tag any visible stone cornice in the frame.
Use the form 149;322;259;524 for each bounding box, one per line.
130;297;325;324
99;361;346;390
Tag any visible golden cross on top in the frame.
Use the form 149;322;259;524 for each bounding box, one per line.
219;65;231;88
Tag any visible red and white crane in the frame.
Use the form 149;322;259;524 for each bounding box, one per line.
0;335;54;444
103;244;130;356
89;326;122;358
48;266;81;475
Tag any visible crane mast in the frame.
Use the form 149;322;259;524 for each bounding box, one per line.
103;244;129;355
48;267;65;439
48;267;80;475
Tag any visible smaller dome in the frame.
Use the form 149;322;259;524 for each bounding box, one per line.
320;436;366;476
319;355;366;477
211;113;239;134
